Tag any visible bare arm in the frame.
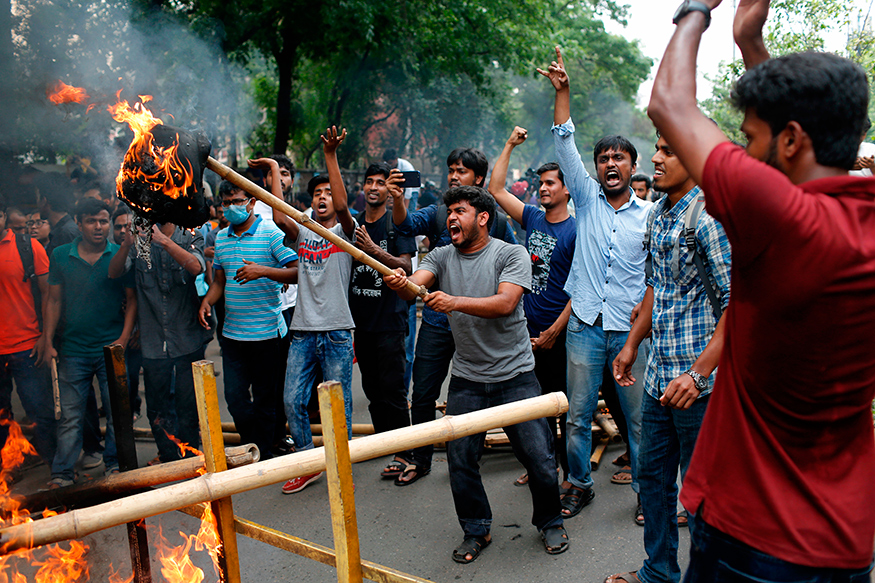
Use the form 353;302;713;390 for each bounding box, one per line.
425;281;524;319
198;268;226;329
108;227;135;278
734;0;771;69
613;286;654;386
354;224;413;273
151;226;204;276
532;299;571;351
39;284;63;365
31;274;49;362
647;3;729;188
251;157;300;241
488;127;528;225
660;312;727;409
388;170;410;227
322;126;355;237
385;267;436;301
233;259;298;285
537;46;570;126
112;287;137;348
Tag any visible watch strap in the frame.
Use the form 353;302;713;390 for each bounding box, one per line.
673;0;711;30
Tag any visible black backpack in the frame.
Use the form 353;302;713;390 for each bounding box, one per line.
14;233;43;329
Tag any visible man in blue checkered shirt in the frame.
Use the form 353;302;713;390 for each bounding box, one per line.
608;133;731;583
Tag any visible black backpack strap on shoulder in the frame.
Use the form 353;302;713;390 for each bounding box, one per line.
683;193;722;320
435;204;448;237
493;209;508;241
15;233;43;329
643;205;658;283
385;211;396;243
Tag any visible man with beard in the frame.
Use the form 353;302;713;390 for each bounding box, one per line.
488;126;576;490
539;47;652;520
646;0;875;579
607;132;731;583
389;148;516;486
347;163;416;479
385;185;567;562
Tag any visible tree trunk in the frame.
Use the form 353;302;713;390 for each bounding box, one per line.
273;44;295;156
0;0;15;165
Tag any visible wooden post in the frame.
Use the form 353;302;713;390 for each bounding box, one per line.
192;360;241;583
103;344;151;583
318;381;363;583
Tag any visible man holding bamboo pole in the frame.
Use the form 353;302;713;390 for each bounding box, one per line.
385;185;567;563
271;126;358;495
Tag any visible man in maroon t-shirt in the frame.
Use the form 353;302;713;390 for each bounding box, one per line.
644;0;875;580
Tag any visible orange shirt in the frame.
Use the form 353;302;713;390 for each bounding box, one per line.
0;229;49;354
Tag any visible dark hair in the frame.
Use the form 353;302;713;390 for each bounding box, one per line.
36;173;74;214
631;174;652;189
307;175;330;196
592;136;638;167
270;155;295;174
732;52;869;169
446;148;488;187
443;185;495;231
364;162;392;180
112;205;132;222
218;180;249;199
864;117;872;136
74;198;111;222
382;149;397;162
536;162;564;184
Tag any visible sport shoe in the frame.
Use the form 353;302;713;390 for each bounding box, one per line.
45;477;75;490
281;472;322;494
81;452;103;469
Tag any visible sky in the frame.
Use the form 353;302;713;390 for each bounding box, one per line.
604;0;873;105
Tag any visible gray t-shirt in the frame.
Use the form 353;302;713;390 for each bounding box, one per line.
290;220;356;331
419;238;534;382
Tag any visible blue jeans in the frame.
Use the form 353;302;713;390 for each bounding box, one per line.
565;312;644;492
403;302;417;389
409;321;454;468
53;355;118;480
638;392;709;583
143;348;204;462
0;350;57;464
446;371;563;538
285;330;353;450
684;513;874;583
222;336;285;458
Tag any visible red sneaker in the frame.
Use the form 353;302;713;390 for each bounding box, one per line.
281;472;322;494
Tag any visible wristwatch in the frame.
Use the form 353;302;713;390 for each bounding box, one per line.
673;0;711;30
684;369;709;391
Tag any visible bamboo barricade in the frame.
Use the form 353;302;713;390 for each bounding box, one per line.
205;157;426;300
0;390;568;553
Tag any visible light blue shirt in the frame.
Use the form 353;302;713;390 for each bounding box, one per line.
553;117;652;331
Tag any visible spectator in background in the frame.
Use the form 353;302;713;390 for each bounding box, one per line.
630;174;654;201
109;216;209;463
28;212;51;248
0;195;57;468
36;173;80;257
5;208;28;235
850;117;874;177
42;198;137;487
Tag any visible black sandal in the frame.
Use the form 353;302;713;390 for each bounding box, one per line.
541;525;569;554
380;459;407;479
561;486;594;518
394;463;430;487
452;535;491;564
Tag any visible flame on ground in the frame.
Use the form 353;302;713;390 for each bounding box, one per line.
0;419;225;582
108;91;195;203
46;81;89;105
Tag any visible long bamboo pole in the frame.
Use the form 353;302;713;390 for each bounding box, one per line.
0;393;567;553
205;157;426;299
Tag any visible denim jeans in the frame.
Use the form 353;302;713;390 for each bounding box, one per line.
355;331;411;460
142;348;204;462
408;321;455;468
0;350;57;464
222;336;285;458
446;371;563;538
565;312;644;492
53;355;117;480
638;392;709;583
403;302;417;389
285;330;353;450
684;513;874;583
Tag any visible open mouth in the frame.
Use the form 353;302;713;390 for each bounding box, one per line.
448;222;462;238
604;169;621;186
653;168;665;181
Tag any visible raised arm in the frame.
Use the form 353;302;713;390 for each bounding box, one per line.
537;46;570;126
250;157;299;241
108;225;135;278
647;1;730;187
734;0;771;69
322;126;355;237
488;127;528;225
150;225;205;276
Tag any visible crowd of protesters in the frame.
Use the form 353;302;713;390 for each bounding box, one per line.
1;0;874;579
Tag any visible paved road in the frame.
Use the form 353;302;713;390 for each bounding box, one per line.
9;335;693;583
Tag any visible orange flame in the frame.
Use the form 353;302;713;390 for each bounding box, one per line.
153;506;222;583
166;433;202;460
46;81;89;105
109;91;195;204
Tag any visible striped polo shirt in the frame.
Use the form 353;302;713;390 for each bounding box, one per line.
214;215;297;341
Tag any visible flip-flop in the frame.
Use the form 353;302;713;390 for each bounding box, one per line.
604;571;642;583
513;472;529;487
612;452;630;467
541;525;569;555
380;459;407;479
452;535;491;564
677;509;689;527
394;464;430;487
611;466;632;484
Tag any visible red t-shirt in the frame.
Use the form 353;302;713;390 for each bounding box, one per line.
0;229;49;355
681;142;875;568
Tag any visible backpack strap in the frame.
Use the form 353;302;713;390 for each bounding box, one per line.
492;209;508;241
14;233;43;329
682;193;723;320
643;205;658;283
